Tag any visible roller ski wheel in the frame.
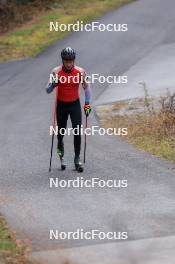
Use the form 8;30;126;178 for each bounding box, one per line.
74;156;84;173
60;157;66;171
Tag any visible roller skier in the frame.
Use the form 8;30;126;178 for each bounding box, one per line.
46;47;91;172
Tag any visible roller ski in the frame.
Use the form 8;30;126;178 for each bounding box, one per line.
57;146;66;171
74;156;84;173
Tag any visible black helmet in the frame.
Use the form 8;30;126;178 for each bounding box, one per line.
61;47;76;61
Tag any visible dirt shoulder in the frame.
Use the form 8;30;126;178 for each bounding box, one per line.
96;93;175;164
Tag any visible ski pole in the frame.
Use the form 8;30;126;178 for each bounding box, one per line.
83;115;88;164
49;97;57;172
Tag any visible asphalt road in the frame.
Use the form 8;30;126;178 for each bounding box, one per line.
0;0;175;256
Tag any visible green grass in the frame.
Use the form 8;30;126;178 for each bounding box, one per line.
0;0;134;62
0;217;17;253
128;134;175;164
0;215;33;263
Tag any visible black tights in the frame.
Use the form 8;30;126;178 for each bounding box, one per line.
56;99;82;157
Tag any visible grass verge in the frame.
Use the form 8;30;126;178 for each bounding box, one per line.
0;0;134;63
0;215;35;264
97;92;175;163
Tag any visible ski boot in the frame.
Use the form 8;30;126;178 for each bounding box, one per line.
74;156;84;173
57;143;66;170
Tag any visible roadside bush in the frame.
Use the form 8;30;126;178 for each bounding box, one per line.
0;0;57;32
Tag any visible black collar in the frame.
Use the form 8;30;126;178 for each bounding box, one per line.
62;65;74;74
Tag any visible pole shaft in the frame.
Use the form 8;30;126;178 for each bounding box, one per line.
49;93;57;172
84;115;87;163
